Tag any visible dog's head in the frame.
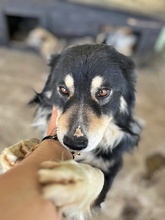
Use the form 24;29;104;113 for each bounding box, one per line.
33;44;140;153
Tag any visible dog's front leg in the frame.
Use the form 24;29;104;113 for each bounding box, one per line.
38;160;104;220
0;138;40;174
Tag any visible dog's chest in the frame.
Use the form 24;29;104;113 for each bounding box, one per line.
74;151;113;173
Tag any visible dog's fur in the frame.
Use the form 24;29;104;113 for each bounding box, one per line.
30;44;141;219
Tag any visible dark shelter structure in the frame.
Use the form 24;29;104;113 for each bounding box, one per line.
0;0;164;63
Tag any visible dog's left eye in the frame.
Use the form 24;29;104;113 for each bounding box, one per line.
97;89;109;98
59;86;70;96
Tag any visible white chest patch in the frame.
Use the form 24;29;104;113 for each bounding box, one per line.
75;152;114;173
99;121;124;151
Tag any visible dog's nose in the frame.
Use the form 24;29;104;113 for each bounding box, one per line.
63;135;88;150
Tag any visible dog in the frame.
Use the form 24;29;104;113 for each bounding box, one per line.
29;43;142;219
26;27;66;60
96;27;137;56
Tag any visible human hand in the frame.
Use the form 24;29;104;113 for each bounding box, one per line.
0;106;72;220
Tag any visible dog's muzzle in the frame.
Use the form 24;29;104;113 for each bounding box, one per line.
63;135;88;151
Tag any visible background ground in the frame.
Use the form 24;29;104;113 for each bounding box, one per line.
0;47;165;220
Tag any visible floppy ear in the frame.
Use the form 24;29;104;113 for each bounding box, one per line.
117;52;136;109
29;53;61;106
47;53;60;68
118;53;136;87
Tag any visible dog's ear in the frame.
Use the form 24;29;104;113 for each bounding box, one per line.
47;53;60;68
118;53;136;86
116;52;136;108
29;53;60;107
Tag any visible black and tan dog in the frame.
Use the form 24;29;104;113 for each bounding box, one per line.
0;44;141;219
29;43;141;219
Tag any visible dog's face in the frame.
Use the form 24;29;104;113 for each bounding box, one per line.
44;44;136;152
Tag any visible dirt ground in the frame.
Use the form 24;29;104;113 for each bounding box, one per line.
0;47;165;220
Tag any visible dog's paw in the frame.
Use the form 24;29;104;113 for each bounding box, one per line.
0;138;40;173
38;160;104;218
38;160;88;207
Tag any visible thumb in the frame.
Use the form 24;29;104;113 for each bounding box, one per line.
47;106;57;135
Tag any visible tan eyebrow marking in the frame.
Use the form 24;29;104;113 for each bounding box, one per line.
90;76;103;102
91;76;103;91
64;74;74;95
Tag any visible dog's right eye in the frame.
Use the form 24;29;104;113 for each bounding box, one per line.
97;88;110;98
59;86;70;96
